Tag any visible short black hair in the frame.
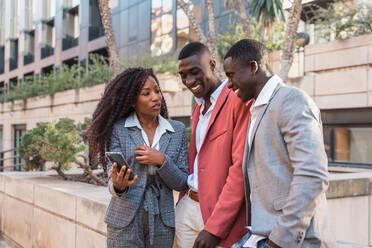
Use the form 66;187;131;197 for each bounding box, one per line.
224;39;266;67
178;42;210;60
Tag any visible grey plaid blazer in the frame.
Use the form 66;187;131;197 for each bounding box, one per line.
104;117;188;228
243;83;335;248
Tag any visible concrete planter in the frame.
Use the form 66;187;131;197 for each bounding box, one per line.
1;171;372;247
0;172;109;248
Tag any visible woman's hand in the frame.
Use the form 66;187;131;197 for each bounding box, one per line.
135;144;165;166
110;163;138;191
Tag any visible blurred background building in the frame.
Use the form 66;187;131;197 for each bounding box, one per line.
0;0;371;171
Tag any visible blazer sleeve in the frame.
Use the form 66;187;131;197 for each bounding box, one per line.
106;125;128;198
269;89;329;247
204;98;251;239
156;125;189;191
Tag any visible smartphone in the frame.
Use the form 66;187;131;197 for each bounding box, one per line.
106;152;134;180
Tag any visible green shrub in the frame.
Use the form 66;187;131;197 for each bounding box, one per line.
19;118;86;174
310;1;372;41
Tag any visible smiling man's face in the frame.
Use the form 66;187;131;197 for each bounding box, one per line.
224;56;257;102
178;52;216;99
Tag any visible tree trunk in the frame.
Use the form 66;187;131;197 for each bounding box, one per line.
176;0;207;44
77;154;107;186
52;163;68;180
204;0;224;78
97;0;121;78
237;0;250;37
280;0;303;82
177;0;224;79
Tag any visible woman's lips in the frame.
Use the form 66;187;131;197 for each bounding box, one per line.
152;103;161;110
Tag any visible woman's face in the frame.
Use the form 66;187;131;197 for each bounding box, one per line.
134;76;162;118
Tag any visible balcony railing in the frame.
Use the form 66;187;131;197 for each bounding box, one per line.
41;45;54;59
9;57;18;71
0;148;24;172
62;35;79;50
24;53;34;65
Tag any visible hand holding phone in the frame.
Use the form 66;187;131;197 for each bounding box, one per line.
106;152;135;180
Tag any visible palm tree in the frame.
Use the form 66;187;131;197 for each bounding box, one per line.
176;0;224;78
225;0;303;82
280;0;303;82
97;0;121;78
250;0;285;28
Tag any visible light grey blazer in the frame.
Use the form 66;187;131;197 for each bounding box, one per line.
243;83;335;248
104;117;188;229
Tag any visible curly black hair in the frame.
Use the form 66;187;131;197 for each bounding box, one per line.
86;67;168;168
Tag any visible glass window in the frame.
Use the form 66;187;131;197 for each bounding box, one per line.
161;14;173;34
0;46;4;74
63;0;80;8
0;0;4;45
24;0;35;30
7;0;18;39
151;0;174;56
42;0;56;20
176;2;202;50
162;0;172;13
110;0;118;9
176;8;189;29
128;5;138;42
13;125;26;171
324;126;372;164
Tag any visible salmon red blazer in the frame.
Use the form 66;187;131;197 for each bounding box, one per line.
180;85;252;247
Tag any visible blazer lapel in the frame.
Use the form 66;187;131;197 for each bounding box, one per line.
201;86;229;148
127;127;146;148
159;131;171;154
248;83;283;155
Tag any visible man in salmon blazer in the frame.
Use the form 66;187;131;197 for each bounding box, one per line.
175;42;252;248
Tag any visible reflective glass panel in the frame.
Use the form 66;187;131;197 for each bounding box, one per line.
176;8;189;29
161;33;173;54
161;13;173;34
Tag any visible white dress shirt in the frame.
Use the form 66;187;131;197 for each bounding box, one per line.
244;75;282;247
125;112;174;175
187;79;227;192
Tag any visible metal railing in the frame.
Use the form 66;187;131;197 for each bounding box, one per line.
0;148;25;172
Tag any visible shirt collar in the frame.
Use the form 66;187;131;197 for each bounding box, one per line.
195;79;227;107
253;75;282;108
124;112;174;133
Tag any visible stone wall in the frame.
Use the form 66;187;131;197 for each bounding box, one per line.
269;33;372;110
0;172;110;248
1;171;372;247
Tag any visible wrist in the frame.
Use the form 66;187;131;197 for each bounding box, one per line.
113;185;126;193
157;154;166;166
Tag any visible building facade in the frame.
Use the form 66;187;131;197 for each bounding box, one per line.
0;0;371;171
0;0;242;170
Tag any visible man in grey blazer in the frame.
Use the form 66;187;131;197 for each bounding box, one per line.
224;39;335;248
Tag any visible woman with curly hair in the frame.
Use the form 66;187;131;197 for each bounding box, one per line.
86;67;188;247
